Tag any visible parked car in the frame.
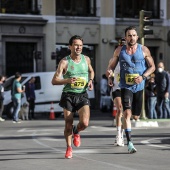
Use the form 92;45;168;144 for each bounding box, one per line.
3;72;95;118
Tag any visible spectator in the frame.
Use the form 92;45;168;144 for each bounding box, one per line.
100;74;111;111
146;77;157;119
155;62;170;118
25;77;36;120
100;74;109;96
0;75;6;121
167;71;170;107
11;72;25;123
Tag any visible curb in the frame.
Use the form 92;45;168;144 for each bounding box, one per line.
132;121;159;128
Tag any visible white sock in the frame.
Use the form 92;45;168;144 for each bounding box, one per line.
121;129;124;138
117;126;121;137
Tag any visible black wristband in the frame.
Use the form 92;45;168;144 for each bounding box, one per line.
89;79;93;82
142;75;147;80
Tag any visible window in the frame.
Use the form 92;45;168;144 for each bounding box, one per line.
0;0;40;14
4;76;27;91
56;0;96;16
34;76;41;90
116;0;160;19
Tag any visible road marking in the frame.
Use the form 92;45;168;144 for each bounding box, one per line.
32;131;136;170
141;137;170;148
38;137;64;141
18;128;60;132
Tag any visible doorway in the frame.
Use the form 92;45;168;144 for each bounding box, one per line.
6;42;36;77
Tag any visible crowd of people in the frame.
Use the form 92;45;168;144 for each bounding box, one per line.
145;62;170;119
0;72;36;123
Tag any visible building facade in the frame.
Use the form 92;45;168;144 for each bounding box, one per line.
0;0;170;108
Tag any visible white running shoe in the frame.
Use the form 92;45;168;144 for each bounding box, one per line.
0;117;5;121
114;136;124;146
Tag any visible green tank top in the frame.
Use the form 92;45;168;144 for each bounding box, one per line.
63;54;88;93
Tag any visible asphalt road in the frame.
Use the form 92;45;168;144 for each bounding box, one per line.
0;117;170;170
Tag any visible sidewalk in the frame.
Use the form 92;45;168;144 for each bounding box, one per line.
90;109;170;128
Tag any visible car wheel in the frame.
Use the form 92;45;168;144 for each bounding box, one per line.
6;103;14;119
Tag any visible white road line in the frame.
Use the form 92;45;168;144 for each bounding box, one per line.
18;128;60;132
32;131;135;170
141;137;170;148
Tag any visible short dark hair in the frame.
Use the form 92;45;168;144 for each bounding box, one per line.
69;35;83;45
15;72;21;79
125;26;137;36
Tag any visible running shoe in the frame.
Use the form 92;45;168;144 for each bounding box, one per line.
0;117;5;121
128;141;137;153
115;136;124;146
65;147;72;159
120;137;125;146
72;125;81;147
114;136;118;145
73;133;81;147
13;120;21;123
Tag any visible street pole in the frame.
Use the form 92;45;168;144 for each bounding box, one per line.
140;37;147;119
139;10;153;120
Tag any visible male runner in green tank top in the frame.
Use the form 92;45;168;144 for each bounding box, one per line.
52;35;94;159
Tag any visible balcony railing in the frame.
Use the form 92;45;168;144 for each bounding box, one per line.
0;0;40;15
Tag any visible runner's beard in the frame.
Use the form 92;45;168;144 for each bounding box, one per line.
128;41;137;47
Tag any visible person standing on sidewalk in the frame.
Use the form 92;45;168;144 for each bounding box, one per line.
106;26;155;153
0;75;6;121
11;72;25;123
52;35;94;159
146;76;157;119
25;77;36;120
155;62;170;118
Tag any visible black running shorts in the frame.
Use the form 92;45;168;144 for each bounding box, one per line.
59;91;90;112
112;89;121;100
121;88;143;116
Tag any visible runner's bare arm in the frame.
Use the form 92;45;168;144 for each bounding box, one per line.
134;46;155;84
51;58;76;85
142;46;156;77
106;47;121;78
85;56;95;90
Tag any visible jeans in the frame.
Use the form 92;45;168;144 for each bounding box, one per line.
147;97;157;119
28;98;35;119
157;96;170;118
163;99;170;118
12;98;21;121
157;96;164;118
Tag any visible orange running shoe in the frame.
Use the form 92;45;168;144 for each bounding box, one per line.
65;147;72;159
73;133;81;147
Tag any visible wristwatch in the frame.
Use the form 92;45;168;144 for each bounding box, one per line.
142;75;147;80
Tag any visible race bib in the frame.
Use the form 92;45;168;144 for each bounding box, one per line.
71;77;86;89
116;73;120;82
125;74;139;85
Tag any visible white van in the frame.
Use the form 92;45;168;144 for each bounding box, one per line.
3;72;95;118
